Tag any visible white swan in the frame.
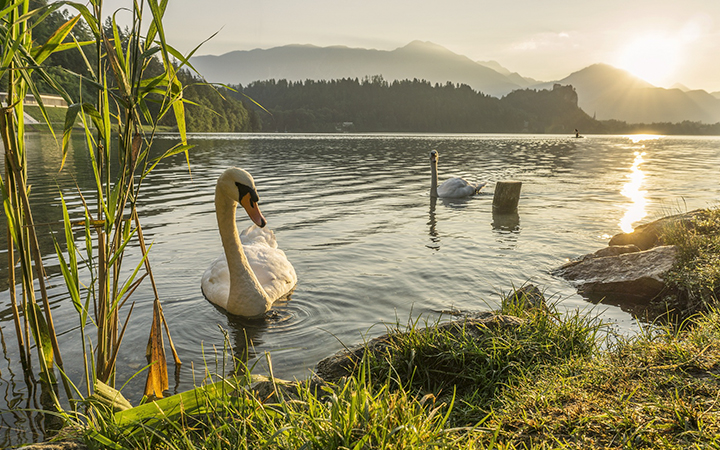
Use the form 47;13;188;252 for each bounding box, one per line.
430;150;486;198
201;167;297;317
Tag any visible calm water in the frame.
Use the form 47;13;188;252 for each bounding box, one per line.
1;133;719;445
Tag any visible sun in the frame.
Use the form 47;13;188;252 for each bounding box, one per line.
615;35;681;87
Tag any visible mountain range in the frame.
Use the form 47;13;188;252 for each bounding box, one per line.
191;41;720;124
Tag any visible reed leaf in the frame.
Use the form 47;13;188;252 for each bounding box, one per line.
27;302;54;378
31;13;81;64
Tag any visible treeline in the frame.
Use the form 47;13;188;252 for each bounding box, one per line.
230;77;598;134
597;119;720;136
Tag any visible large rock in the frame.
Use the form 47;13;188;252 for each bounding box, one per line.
609;209;707;250
553;245;677;300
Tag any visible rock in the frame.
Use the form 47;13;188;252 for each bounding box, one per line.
590;244;640;258
609;209;707;250
552;245;677;300
314;313;524;383
502;284;547;311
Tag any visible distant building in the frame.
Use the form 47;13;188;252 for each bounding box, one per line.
0;92;67;108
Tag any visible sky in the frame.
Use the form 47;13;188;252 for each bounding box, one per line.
147;0;720;92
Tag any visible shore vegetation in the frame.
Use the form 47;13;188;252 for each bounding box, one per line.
62;295;720;449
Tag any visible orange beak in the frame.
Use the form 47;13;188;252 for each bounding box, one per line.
240;193;267;227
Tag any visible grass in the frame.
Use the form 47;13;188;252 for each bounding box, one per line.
661;208;720;312
49;295;714;449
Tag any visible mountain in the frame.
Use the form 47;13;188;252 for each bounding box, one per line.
477;60;538;87
192;41;720;124
532;64;720;123
190;41;522;97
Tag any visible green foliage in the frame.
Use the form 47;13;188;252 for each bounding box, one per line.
157;70;260;132
79;306;720;449
662;209;720;307
364;302;603;426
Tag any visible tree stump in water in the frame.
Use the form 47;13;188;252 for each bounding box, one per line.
493;181;522;213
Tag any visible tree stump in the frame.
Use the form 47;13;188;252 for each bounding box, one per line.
492;181;522;213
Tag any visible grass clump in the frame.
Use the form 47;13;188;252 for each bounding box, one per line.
488;310;720;449
362;300;603;426
661;208;720;312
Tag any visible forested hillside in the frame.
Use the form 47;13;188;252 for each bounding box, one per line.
232;77;598;134
28;0;260;132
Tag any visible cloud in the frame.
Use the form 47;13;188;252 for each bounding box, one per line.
511;32;573;52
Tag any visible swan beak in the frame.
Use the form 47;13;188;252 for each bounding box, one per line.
240;193;267;228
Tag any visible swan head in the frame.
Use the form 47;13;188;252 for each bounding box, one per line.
430;150;439;164
218;167;267;228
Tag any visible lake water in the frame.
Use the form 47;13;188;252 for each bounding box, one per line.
1;133;719;445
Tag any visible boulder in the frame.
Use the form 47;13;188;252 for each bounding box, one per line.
553;245;677;300
589;244;640;258
609;209;707;250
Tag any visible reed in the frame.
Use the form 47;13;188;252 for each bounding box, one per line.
0;0;89;407
53;0;192;401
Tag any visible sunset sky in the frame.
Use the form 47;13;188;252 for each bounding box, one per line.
152;0;720;91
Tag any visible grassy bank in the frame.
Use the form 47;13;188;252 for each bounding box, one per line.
52;296;718;449
32;210;720;449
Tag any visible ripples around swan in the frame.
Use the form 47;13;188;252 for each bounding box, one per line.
1;133;720;445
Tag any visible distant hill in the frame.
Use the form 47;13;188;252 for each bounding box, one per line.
532;64;720;123
192;41;720;124
477;60;538;87
191;41;522;97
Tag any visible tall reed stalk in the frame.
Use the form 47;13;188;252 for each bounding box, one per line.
0;0;88;408
53;0;193;399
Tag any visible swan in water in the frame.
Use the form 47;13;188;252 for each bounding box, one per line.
430;150;486;198
201;167;297;317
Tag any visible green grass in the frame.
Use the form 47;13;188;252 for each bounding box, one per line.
660;208;720;316
44;296;720;449
62;301;720;449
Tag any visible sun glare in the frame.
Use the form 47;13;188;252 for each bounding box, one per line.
616;35;681;87
619;151;648;233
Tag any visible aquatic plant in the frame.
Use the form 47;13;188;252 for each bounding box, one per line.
54;0;194;400
0;0;89;407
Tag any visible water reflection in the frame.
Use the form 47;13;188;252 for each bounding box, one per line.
619;151;648;233
492;210;520;231
427;197;440;250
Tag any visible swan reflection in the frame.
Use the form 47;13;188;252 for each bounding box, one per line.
619;151;648;233
427;196;440;250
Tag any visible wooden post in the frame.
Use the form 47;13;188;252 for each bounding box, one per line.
493;181;522;213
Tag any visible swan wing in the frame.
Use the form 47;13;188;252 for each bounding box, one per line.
202;224;297;307
201;255;230;310
241;225;297;301
437;177;481;198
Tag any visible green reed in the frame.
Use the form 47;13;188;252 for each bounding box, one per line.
53;0;192;401
0;0;88;407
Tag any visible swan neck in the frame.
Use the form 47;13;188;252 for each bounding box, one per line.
430;159;439;197
216;189;271;317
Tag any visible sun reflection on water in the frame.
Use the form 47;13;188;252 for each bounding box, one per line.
619;151;648;233
625;134;662;144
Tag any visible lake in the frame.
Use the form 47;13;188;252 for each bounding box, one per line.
1;132;719;445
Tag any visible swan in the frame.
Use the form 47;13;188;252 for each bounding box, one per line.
430;150;486;198
201;167;297;317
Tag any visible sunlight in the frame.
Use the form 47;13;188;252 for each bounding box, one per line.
616;35;681;87
625;134;662;144
619;151;648;233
